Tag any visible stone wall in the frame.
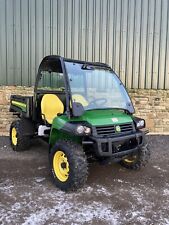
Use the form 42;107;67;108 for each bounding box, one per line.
0;86;33;136
130;89;169;133
0;86;169;136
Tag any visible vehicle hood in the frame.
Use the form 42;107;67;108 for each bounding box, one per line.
73;109;133;126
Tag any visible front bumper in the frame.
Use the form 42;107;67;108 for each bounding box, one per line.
83;130;147;157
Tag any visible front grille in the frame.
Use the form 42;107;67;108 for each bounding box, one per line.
94;123;134;137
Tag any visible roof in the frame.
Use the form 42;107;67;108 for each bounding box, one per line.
39;55;111;70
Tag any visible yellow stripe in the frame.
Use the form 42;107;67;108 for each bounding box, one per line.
12;100;27;109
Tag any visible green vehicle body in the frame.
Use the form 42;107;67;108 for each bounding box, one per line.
50;109;133;146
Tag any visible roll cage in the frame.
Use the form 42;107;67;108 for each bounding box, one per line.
34;55;112;118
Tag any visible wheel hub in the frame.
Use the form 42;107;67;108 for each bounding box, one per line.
53;151;69;182
123;155;137;163
11;127;17;146
61;162;67;169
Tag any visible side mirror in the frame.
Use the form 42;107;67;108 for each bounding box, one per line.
72;102;84;117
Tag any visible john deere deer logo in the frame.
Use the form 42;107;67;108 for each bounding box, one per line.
115;125;121;132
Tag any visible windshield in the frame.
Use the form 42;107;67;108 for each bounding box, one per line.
65;61;134;113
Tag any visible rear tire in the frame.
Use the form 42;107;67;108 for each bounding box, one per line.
120;144;150;170
10;120;31;151
49;140;88;191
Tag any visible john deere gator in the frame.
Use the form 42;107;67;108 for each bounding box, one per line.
9;55;150;191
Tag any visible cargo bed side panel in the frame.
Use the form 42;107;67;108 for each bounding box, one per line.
10;95;33;118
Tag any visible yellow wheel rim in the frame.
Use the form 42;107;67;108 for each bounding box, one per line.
53;151;69;182
123;155;137;163
11;127;17;146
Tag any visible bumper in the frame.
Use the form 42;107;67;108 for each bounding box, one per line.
83;130;147;157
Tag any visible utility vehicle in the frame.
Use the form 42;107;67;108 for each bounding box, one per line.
9;55;150;191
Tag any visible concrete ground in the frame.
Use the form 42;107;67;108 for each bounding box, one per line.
0;135;169;225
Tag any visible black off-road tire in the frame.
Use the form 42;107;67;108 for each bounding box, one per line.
120;144;150;170
49;140;88;192
10;120;31;151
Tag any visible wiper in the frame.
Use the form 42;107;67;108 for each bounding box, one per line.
81;64;111;71
86;107;115;111
86;107;130;113
81;64;94;70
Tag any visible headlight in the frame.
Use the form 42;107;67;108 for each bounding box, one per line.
136;119;145;129
76;125;91;135
76;125;85;134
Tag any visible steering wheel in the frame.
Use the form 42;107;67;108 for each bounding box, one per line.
89;98;107;107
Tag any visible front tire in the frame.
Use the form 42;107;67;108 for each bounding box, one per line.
120;144;150;170
49;140;88;191
10;120;31;151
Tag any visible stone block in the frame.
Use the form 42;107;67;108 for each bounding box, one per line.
0;92;8;105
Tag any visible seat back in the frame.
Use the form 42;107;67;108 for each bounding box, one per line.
41;94;64;124
72;94;89;107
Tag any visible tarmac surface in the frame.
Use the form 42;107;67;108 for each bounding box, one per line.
0;135;169;225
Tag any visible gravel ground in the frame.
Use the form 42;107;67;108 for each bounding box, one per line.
0;135;169;225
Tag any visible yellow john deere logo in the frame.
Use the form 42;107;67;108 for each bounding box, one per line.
115;125;121;132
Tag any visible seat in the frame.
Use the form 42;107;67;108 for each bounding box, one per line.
72;94;89;107
41;94;64;124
